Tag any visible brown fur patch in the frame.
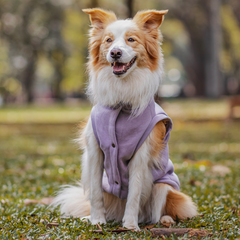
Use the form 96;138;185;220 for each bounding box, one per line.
83;9;117;74
165;188;194;220
133;10;168;71
83;8;117;29
149;120;166;159
124;28;160;72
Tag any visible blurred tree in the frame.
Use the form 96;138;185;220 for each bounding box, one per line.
221;2;240;95
1;0;240;103
60;3;89;96
205;0;221;97
161;0;222;97
0;0;67;103
87;0;99;8
228;0;240;25
126;0;134;18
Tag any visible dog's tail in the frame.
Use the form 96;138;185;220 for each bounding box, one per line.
51;184;90;218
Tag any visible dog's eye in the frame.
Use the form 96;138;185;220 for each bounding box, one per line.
128;38;135;42
106;38;112;43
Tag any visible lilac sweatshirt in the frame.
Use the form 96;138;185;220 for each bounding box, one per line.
91;100;180;199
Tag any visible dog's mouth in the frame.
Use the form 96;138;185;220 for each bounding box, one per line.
111;56;137;76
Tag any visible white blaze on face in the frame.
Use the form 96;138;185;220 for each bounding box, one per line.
106;20;137;64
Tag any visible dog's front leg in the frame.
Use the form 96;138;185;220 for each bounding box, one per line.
82;120;106;225
89;148;106;225
122;143;149;231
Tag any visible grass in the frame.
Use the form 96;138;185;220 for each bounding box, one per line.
0;99;240;239
0;98;238;124
0;103;91;124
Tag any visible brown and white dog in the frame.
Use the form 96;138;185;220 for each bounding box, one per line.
52;8;198;231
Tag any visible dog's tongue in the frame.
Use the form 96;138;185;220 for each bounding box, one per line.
113;62;126;72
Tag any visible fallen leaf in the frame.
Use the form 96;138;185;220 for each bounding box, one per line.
46;221;59;228
141;224;155;230
39;197;54;205
209;179;218;185
185;160;212;166
211;165;231;176
151;228;211;238
40;219;49;224
96;223;102;231
161;222;172;228
24;197;54;205
188;229;212;238
189;179;202;186
24;199;39;205
92;227;134;234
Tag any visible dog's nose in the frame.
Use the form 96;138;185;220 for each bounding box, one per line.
110;49;122;59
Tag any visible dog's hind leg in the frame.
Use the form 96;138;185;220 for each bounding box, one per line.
164;185;198;221
151;183;170;224
151;183;198;224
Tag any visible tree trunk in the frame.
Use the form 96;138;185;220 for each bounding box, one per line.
126;0;134;18
23;50;37;103
52;61;64;101
88;0;99;8
205;0;222;97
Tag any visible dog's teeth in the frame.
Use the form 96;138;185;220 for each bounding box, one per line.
123;65;126;71
114;62;116;66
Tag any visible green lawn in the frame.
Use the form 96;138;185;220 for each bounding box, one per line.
0;100;240;239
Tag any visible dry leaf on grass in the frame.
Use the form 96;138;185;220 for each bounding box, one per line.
189;179;202;186
150;228;211;238
211;165;231;176
161;222;173;228
40;219;62;228
209;179;218;185
96;223;102;231
24;199;39;205
40;197;54;205
46;221;59;228
185;160;212;166
40;219;49;224
92;227;134;234
141;224;155;230
24;197;54;205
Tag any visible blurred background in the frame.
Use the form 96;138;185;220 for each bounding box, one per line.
1;2;240;227
0;0;240;107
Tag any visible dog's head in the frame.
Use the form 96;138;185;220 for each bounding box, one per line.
83;8;168;113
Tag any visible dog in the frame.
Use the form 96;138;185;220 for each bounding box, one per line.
52;8;198;231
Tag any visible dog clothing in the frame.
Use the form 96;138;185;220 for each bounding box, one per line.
91;99;180;199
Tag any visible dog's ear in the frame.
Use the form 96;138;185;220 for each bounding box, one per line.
83;8;117;29
133;10;168;31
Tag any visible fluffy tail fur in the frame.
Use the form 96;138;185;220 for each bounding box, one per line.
165;186;198;220
51;184;90;218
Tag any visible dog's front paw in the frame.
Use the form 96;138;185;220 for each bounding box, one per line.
122;216;140;232
91;212;106;225
160;215;175;225
91;207;106;225
91;217;106;225
81;215;91;223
